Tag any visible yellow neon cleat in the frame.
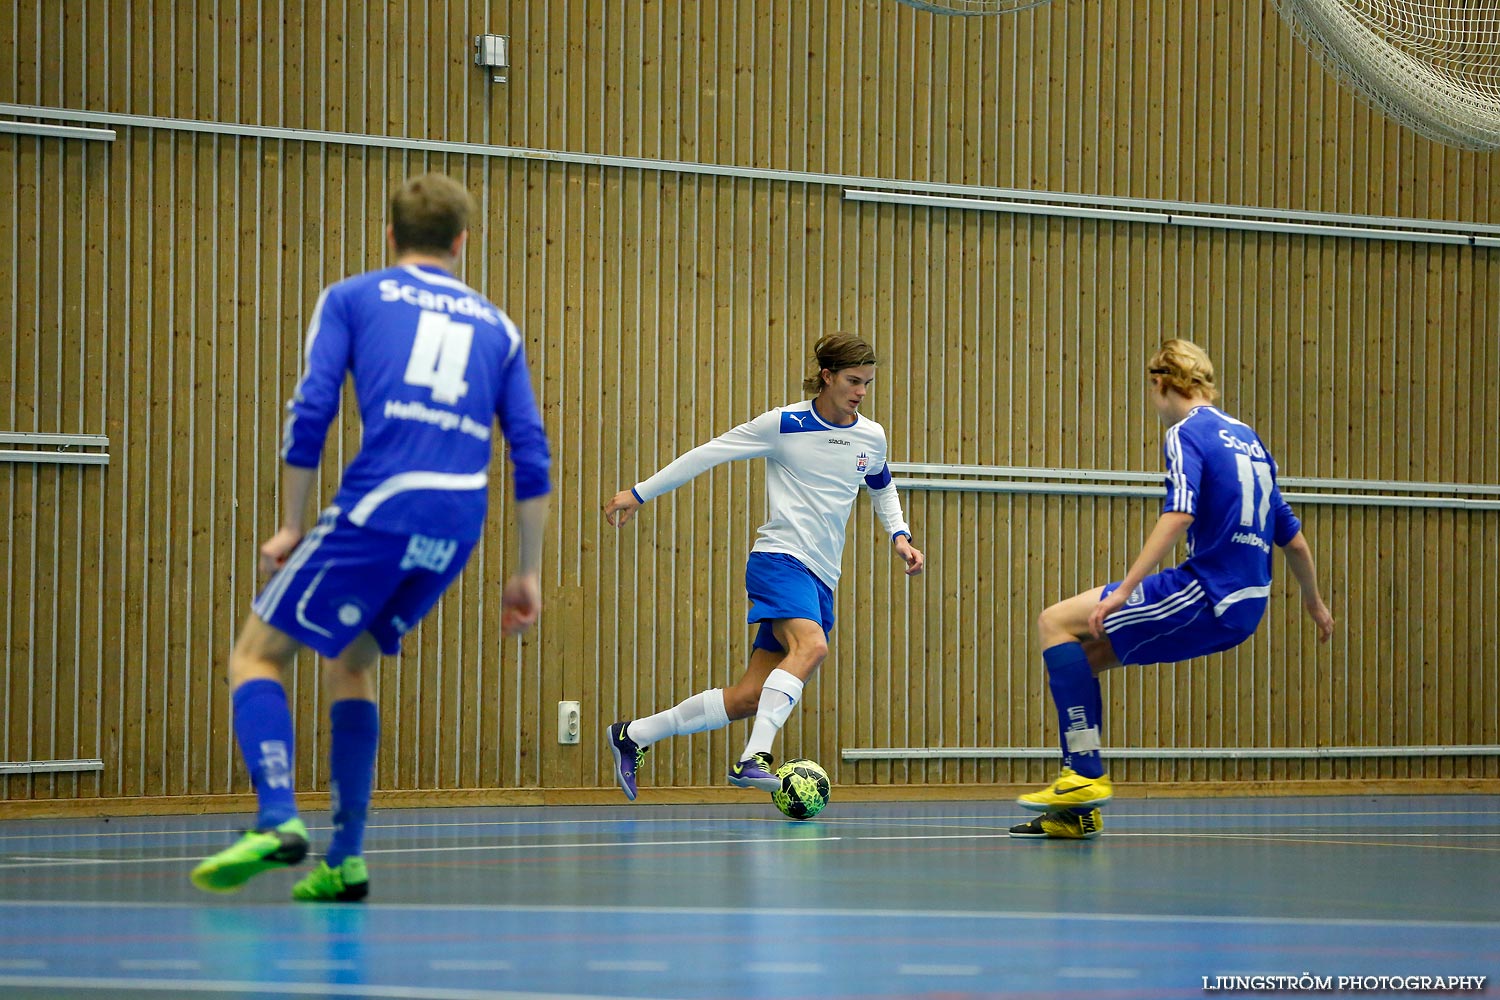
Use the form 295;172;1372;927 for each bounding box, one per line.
1016;768;1113;811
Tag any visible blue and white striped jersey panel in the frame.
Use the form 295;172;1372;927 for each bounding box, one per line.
633;400;909;589
280;263;551;542
1160;405;1300;619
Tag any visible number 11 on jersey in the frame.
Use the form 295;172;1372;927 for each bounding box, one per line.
1235;453;1274;531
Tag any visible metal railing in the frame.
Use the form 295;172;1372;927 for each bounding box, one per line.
0;433;111;467
890;462;1500;512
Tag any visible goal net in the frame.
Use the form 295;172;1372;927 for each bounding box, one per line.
1273;0;1500;150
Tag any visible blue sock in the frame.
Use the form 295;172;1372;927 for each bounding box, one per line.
1042;643;1105;779
325;699;380;867
232;679;298;828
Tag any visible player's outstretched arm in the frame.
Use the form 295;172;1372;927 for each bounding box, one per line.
1279;531;1335;643
605;413;779;528
500;494;549;636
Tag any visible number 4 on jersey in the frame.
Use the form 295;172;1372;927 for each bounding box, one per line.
405;310;473;404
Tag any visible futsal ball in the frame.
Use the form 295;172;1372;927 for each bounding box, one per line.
772;758;831;820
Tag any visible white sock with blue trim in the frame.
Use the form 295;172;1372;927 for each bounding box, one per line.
742;668;804;759
627;689;729;748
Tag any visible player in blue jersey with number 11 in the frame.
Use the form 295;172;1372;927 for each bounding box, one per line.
191;174;552;899
1010;339;1335;840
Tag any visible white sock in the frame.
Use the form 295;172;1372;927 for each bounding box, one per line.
741;668;804;759
626;689;729;748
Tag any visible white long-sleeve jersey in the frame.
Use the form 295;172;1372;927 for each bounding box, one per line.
633;400;911;589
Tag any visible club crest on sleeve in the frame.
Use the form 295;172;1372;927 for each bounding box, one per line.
855;452;870;473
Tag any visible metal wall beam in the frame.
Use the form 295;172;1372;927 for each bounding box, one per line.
0;452;110;466
892;461;1500;495
845;188;1500;247
0;120;116;142
0;434;110;448
890;463;1500;511
0;434;111;466
0;759;106;775
4;102;1497;244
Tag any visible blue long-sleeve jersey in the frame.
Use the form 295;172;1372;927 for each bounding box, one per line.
1162;405;1300;627
281;263;551;542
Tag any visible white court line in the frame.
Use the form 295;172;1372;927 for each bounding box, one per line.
584;960;669;973
0;835;845;869
1059;966;1141;979
1113;833;1500;853
898;964;980;976
121;959;202;971
8;829;1497;872
0;960;47;970
430;960;514;972
0;816;794;843
0;975;663;1000
275;959;358;972
855;833;1013;841
363;834;843;856
2;900;1497;932
1;806;1493;842
1131;832;1500;838
744;962;824;974
0;856;118;869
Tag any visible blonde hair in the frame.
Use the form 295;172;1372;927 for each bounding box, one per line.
390;173;474;256
1148;338;1218;402
802;334;877;395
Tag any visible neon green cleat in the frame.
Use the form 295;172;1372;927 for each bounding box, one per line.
292;857;370;903
1009;808;1104;840
1016;768;1114;811
190;818;309;894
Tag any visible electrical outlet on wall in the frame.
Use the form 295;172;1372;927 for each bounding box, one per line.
557;701;581;745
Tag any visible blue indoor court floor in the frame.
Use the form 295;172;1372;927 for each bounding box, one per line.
0;795;1495;1000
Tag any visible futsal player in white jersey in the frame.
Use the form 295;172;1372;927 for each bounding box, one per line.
1008;339;1334;840
602;334;925;795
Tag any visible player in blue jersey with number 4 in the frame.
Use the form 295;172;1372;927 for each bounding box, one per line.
191;174;551;899
602;334;924;797
1010;339;1334;840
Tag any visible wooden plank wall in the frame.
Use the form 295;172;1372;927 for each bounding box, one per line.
1;1;1496;808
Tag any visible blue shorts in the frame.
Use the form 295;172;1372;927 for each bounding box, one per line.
251;508;475;658
1100;567;1258;666
745;552;835;653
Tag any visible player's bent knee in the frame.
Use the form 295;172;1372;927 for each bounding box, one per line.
782;631;827;665
1037;604;1066;633
800;638;829;665
1036;607;1065;644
